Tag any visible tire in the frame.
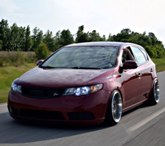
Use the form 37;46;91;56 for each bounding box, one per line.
149;80;160;105
105;90;123;126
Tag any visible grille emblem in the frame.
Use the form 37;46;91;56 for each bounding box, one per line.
53;92;59;96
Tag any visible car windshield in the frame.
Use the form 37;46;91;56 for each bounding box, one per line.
40;46;119;69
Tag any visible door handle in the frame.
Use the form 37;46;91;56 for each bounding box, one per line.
136;72;142;77
150;68;153;72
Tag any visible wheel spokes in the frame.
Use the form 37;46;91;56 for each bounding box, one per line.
112;92;122;123
154;83;160;102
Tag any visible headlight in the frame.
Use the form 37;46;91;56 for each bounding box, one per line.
64;84;103;96
11;82;22;93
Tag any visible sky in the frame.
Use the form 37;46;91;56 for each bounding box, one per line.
0;0;165;44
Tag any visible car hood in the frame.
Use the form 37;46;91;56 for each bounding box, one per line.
17;67;114;88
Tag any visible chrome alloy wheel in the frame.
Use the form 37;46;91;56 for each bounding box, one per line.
111;90;122;123
153;81;160;104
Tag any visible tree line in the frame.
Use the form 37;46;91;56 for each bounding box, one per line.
0;19;165;58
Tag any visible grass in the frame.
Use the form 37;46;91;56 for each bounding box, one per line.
152;57;165;72
0;63;35;103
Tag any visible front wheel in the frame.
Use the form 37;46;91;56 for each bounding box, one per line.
149;80;160;105
105;90;123;126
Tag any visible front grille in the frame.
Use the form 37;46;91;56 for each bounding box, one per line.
9;107;64;120
68;112;95;120
22;87;65;98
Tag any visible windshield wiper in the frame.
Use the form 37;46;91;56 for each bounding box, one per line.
71;67;102;69
40;66;73;69
40;66;102;69
40;66;55;69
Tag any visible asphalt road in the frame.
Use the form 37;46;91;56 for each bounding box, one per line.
0;71;165;146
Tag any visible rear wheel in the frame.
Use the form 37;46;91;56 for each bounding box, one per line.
105;90;122;126
149;80;160;105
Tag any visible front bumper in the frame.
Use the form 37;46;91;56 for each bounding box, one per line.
8;89;110;125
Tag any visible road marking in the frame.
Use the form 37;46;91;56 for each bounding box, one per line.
0;103;7;107
0;103;7;113
128;107;165;132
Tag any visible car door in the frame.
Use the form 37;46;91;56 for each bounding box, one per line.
131;46;153;99
130;46;153;101
120;48;143;108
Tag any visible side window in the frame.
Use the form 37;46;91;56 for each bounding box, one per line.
131;47;147;65
122;49;134;63
140;48;149;61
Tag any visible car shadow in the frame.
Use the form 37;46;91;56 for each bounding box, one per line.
0;112;109;144
0;101;157;144
122;100;155;117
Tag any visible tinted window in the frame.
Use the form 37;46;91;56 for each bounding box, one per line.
41;46;119;69
122;49;134;63
131;47;146;65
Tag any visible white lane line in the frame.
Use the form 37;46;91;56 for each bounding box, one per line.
0;103;7;113
128;107;165;132
0;103;7;107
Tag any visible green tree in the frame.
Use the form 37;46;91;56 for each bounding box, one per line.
107;33;113;41
24;25;32;51
0;19;164;58
88;30;105;41
76;25;89;42
32;27;43;50
35;43;49;60
59;29;74;46
43;30;55;51
53;31;61;51
111;29;165;58
9;23;25;51
18;26;26;51
0;19;10;50
112;28;132;42
0;40;2;50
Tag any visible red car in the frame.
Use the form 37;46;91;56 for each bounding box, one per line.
8;42;160;125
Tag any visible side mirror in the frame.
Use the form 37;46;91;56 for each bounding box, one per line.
123;60;138;69
36;59;44;66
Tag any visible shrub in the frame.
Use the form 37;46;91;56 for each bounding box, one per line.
35;43;49;60
0;51;36;67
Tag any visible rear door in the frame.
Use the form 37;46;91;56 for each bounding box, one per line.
121;48;142;108
130;46;153;101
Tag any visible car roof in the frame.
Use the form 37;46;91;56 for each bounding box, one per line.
65;41;140;48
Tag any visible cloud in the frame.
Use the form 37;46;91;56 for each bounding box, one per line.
0;0;165;43
0;0;18;13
